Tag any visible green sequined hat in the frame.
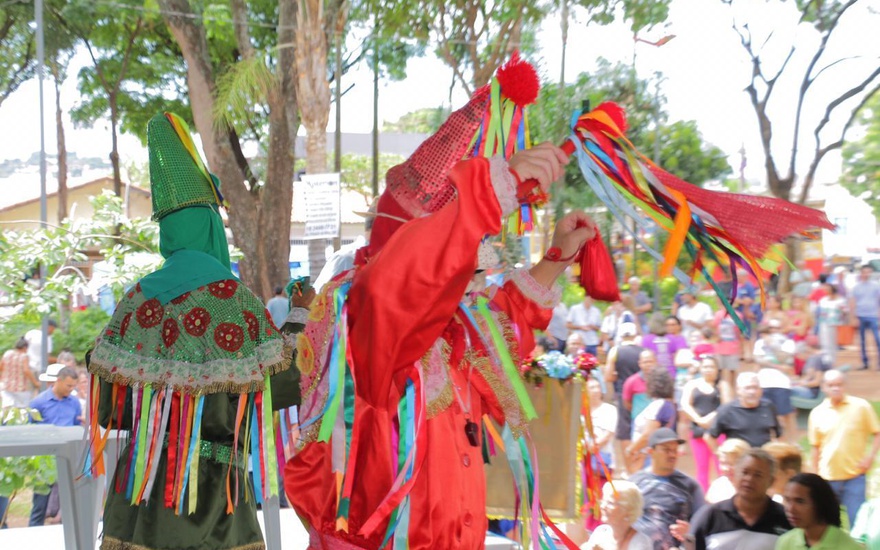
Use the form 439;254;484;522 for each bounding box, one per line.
148;112;225;220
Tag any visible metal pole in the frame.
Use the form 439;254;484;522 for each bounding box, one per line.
371;31;379;198
652;106;661;311
37;0;50;375
333;30;342;252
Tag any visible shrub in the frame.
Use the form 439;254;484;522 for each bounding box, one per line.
53;307;111;365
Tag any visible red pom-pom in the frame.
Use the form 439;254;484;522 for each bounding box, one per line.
595;101;628;133
495;51;540;107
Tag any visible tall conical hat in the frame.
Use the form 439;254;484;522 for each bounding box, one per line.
366;52;540;258
148;112;225;220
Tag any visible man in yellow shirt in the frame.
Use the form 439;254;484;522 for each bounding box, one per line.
808;369;880;527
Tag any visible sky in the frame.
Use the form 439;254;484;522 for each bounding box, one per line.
0;0;876;194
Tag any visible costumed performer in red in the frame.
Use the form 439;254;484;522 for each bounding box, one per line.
285;57;597;548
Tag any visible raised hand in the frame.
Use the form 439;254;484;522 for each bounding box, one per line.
508;142;570;194
549;211;597;263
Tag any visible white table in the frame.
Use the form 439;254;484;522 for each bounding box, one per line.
0;425;101;550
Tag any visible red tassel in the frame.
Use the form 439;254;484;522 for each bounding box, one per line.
579;229;621;302
495;51;539;107
595;101;628;133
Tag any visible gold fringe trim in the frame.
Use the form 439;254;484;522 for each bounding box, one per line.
466;348;527;439
423;340;454;419
88;342;292;396
101;536;265;550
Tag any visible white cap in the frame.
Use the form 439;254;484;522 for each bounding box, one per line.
39;363;66;382
619;322;638;338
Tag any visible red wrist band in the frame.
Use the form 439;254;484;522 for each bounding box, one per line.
543;246;578;263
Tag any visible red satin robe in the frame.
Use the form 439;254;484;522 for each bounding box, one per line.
286;157;554;549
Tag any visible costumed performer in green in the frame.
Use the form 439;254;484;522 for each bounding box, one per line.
85;112;304;550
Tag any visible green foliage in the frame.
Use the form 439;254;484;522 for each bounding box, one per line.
643;120;731;186
0;408;57;501
574;0;671;32
561;275;586;306
0;192;161;317
0;0;76;108
0;2;36;108
61;0;190;139
339;152;406;202
383;107;448;134
53;307;112;364
0;311;42;358
842;96;880;217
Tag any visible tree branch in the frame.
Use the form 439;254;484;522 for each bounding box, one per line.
230;0;256;60
798;78;880;204
813;65;880;143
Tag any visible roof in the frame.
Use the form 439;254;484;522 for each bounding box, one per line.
0;172;148;212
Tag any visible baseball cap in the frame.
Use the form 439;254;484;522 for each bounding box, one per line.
39;363;66;382
648;427;685;447
619;322;638;338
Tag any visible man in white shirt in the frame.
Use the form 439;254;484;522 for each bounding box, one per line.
24;319;56;378
677;291;712;342
546;302;569;351
753;321;796;440
567;296;602;355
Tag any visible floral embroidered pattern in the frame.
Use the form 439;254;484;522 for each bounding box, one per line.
136;299;164;328
91;282;291;393
243;310;259;340
208;280;238;299
214;323;245;352
120;312;132;337
184;307;211;336
162;318;179;348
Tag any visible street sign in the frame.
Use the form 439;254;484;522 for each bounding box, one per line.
299;173;340;240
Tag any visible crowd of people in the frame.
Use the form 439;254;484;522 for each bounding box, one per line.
539;266;880;549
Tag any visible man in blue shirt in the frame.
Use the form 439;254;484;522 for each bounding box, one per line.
27;364;82;526
849;264;880;370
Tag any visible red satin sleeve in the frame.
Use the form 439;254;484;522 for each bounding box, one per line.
347;157;503;406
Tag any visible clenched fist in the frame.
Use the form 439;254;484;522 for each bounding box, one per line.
507;142;570;193
550;211;597;263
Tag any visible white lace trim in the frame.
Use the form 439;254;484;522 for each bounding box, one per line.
285;307;309;326
509;268;562;309
89;337;288;393
489;155;518;216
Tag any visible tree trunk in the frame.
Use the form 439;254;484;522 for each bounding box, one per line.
109;95;122;197
294;0;337;282
159;0;288;300
260;0;298;294
304;126;329;282
54;69;67;222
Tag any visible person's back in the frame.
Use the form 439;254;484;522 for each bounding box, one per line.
1;338;37;407
614;343;643;393
266;286;290;328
